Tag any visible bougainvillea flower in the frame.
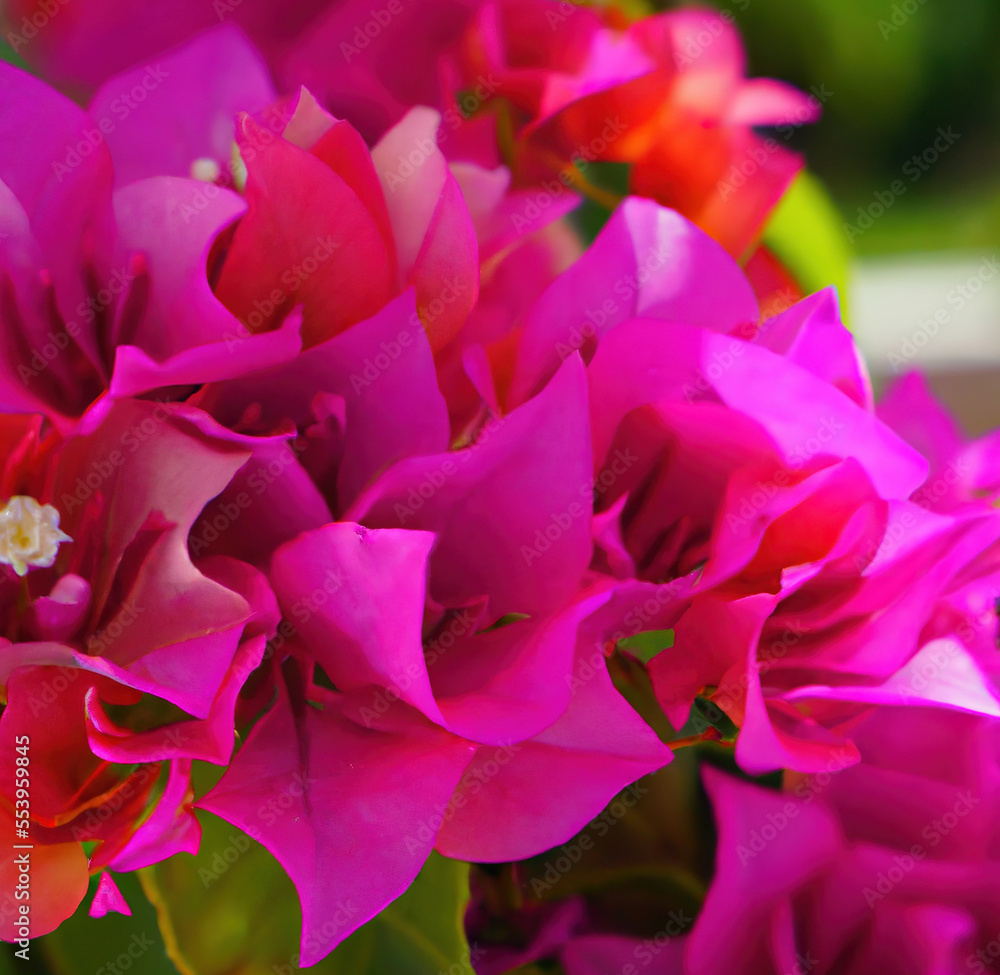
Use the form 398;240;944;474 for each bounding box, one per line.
4;1;818;263
8;7;1000;970
2;22;805;436
690;705;1000;975
201;586;671;966
183;308;689;956
283;1;819;258
2;40;501;429
76;26;485;355
523;6;821;257
496;197;1000;774
91;27;577;416
194;358;672;963
184;287;448;567
209;92;478;351
21;170;669;953
0;58;286;425
0;402;277;929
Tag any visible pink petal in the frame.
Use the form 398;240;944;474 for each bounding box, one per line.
107;760;200;873
349;356;594;620
435;636;672;862
372;108;478;349
26;573;92;643
753;286;872;410
86;634;268;766
88;25;276;187
0;63;115;331
110;311;304;399
725;78;821;128
199;681;475;967
511;198;758;405
110;176;247;358
429;587;617;745
786;638;1000;719
685;767;843;975
586;318;928;498
271;524;446;726
215;114;395;347
89;872;131;918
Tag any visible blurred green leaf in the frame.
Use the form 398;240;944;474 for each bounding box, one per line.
0;14;27;72
34;871;178;975
843;184;1000;255
480;612;532;633
676;697;739;744
569;162;631;245
0;38;26;69
763;170;852;320
617;629;674;665
143;808;474;973
327;850;474;975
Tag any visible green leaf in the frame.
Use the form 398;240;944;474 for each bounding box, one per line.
569;161;631;245
617;629;674;665
0;39;27;70
478;612;531;634
676;696;739;743
140;807;475;974
763;169;853;323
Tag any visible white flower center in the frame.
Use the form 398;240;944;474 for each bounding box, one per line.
190;157;221;182
0;496;72;576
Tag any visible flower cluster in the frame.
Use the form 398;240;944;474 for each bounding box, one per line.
1;2;999;972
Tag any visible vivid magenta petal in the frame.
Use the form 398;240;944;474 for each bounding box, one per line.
88;25;276;186
89;872;131;918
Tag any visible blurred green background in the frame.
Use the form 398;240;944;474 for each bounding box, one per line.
708;0;1000;254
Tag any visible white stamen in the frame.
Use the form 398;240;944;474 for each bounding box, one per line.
0;496;72;577
230;141;248;194
190;157;221;183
